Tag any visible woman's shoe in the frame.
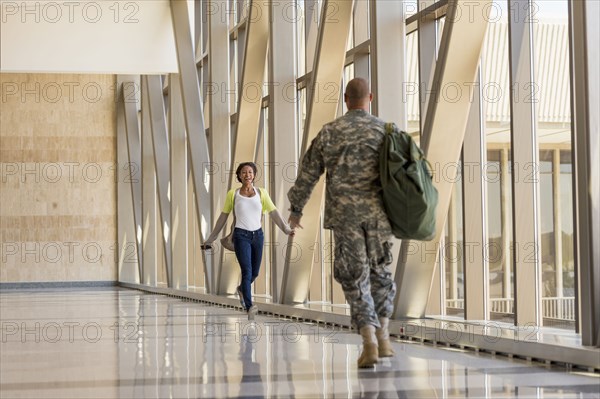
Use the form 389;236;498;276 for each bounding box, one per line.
236;286;246;308
247;305;258;320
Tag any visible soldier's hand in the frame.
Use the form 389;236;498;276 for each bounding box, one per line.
288;215;303;229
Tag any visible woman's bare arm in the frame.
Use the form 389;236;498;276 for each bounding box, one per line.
270;209;294;235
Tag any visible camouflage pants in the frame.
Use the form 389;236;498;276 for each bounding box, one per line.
332;220;396;330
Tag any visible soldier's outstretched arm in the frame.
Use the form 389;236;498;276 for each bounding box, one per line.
287;134;325;213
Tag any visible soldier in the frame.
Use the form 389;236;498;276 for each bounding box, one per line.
287;77;396;368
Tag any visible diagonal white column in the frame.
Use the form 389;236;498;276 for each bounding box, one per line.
569;0;600;347
122;81;143;282
170;0;212;291
216;0;271;295
370;0;407;128
141;78;157;286
145;75;175;287
207;0;230;294
117;76;141;284
393;0;492;319
268;0;299;303
280;0;355;304
370;0;408;294
507;0;541;327
168;73;190;290
463;70;489;320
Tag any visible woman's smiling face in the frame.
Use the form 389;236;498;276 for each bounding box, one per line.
239;165;255;184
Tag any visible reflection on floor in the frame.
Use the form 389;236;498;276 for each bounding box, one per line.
1;288;598;398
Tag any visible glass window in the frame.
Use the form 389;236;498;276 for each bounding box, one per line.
406;31;420;137
539;149;556;296
486;149;514;320
483;2;514;322
296;0;306;77
559;150;575;304
436;15;464;317
533;0;574;329
445;158;465;316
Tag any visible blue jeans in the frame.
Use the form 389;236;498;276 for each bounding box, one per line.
233;227;264;309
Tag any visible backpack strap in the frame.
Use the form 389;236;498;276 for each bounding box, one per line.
384;122;395;135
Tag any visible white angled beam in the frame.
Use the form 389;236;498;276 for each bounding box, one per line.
417;0;438;131
370;0;407;285
507;0;541;327
393;0;491;318
280;0;355;304
141;78;158;286
569;0;600;347
370;0;407;128
419;0;443;317
146;75;175;287
268;0;298;303
304;0;320;73
217;0;270;295
352;0;369;77
170;0;212;290
122;80;144;281
117;76;141;284
463;69;488;320
168;74;189;290
232;0;269;162
207;0;231;293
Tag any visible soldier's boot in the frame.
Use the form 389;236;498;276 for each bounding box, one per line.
376;317;395;357
357;325;379;368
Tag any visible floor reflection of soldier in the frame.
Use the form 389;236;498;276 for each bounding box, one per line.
358;368;405;399
238;330;264;398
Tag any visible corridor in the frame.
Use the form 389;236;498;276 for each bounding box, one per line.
1;288;598;398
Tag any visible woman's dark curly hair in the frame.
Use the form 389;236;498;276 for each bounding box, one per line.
235;162;258;183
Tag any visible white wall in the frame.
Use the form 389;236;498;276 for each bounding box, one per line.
1;0;178;74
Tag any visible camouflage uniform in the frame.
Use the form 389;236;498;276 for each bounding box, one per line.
288;109;396;329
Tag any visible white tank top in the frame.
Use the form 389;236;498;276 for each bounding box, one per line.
234;189;262;231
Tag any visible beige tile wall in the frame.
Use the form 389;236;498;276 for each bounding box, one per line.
1;73;117;282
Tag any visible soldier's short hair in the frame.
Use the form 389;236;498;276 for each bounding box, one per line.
345;78;370;100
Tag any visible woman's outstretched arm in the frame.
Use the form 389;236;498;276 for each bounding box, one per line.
269;209;294;235
204;212;230;244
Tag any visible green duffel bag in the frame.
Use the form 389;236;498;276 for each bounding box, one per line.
380;122;438;241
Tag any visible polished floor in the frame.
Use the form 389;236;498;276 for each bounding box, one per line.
0;288;598;398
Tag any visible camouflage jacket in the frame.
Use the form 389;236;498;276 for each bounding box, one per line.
288;109;390;229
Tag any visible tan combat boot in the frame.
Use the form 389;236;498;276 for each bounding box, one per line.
357;325;379;368
376;317;395;357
